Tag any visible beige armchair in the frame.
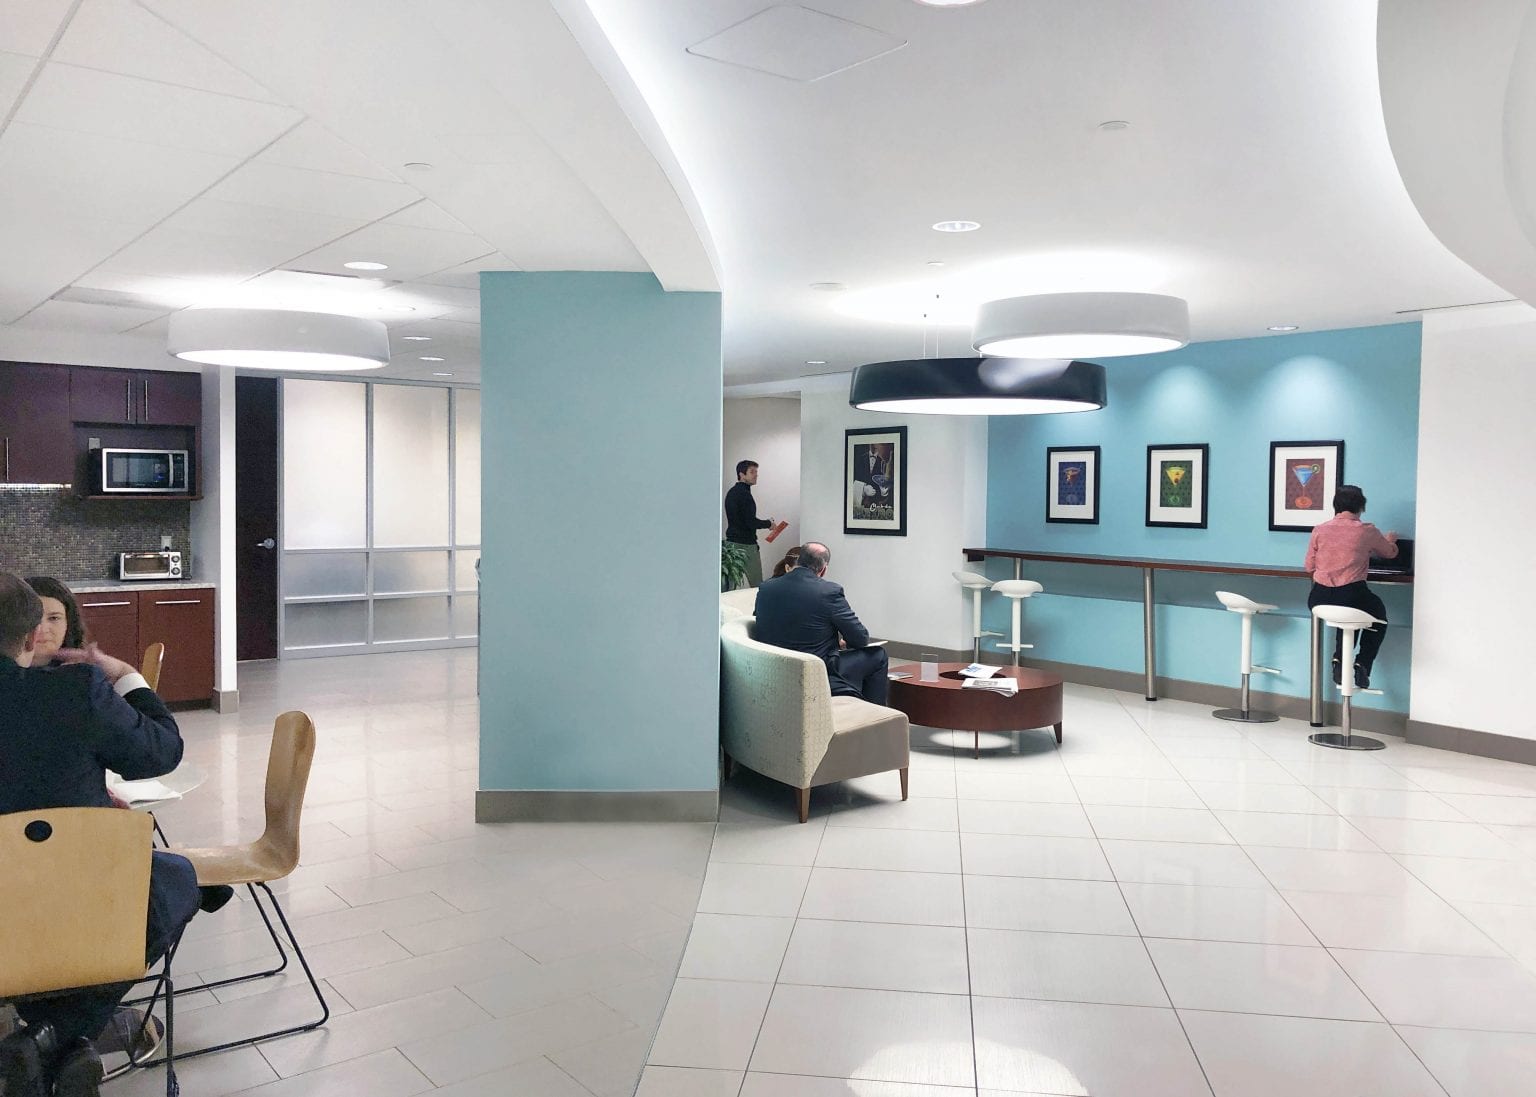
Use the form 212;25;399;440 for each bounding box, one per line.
720;616;910;822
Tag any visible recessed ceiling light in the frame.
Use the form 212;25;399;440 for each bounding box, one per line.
806;359;827;365
1267;324;1299;332
925;260;946;268
431;371;454;377
403;162;433;172
401;335;431;341
419;355;446;362
913;0;987;6
1098;120;1130;131
344;261;389;271
932;220;981;233
810;282;846;292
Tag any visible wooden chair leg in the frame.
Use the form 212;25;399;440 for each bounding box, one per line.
899;767;909;801
1054;722;1063;745
796;787;810;824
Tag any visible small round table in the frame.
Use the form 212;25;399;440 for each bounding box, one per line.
889;664;1064;758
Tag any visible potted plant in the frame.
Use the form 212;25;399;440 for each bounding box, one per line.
721;541;750;592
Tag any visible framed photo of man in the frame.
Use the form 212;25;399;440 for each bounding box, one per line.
1269;440;1344;532
845;426;907;536
1146;443;1209;528
1046;445;1100;524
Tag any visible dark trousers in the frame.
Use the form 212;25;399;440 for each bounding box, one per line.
17;852;200;1045
829;646;890;706
1308;581;1388;674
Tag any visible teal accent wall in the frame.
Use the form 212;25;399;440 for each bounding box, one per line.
479;272;722;792
985;324;1420;709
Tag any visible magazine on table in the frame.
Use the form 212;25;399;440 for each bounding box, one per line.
962;677;1017;695
958;663;998;678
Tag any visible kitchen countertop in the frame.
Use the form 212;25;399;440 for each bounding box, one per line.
65;579;216;594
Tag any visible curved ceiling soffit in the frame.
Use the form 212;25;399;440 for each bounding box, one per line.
1378;0;1536;308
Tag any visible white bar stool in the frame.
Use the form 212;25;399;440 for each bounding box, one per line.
991;579;1043;666
1309;605;1387;751
1212;591;1282;723
954;571;1003;662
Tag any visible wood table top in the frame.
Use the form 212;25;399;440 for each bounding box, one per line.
962;547;1414;584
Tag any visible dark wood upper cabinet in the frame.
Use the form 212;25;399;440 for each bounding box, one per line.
140;370;201;426
69;366;138;424
0;363;73;484
69;366;201;426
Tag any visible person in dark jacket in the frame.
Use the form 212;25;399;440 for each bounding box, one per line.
724;459;775;587
753;542;889;704
0;572;202;1097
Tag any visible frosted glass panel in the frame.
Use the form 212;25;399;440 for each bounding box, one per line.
454;551;479;591
283;380;366;549
375;551;449;594
374;596;451;642
284;601;367;648
453;594;477;638
374;385;449;547
455;389;481;546
284;553;366;598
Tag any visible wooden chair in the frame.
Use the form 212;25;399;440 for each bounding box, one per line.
165;711;327;1055
139;642;165;693
0;808;181;1096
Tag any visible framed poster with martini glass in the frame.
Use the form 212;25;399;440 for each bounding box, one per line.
1146;443;1209;528
1046;445;1100;524
1269;440;1343;532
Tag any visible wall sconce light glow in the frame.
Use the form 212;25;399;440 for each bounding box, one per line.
344;261;389;271
932;220;981;233
168;308;389;371
974;292;1189;358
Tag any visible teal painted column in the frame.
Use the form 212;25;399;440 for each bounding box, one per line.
477;272;722;820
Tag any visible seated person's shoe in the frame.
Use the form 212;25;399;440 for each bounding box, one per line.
1355;665;1371;690
199;884;235;914
0;1023;56;1097
51;1039;103;1097
94;1007;164;1077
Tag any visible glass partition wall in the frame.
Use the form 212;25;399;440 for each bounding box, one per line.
280;378;480;656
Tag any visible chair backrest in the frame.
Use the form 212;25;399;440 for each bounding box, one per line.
719;616;834;788
720;588;757;619
0;808;153;998
140;641;165;693
258;711;317;878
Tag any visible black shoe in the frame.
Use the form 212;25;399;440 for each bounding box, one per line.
51;1040;102;1097
198;884;235;914
1355;665;1371;690
0;1023;56;1097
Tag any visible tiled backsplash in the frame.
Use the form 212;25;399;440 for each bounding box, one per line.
0;486;192;579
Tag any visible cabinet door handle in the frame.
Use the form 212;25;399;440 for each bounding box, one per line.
143;378;150;421
3;436;8;480
82;600;132;608
153;599;202;605
126;378;133;422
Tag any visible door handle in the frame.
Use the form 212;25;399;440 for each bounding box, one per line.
3;436;8;480
256;538;276;550
143;379;150;421
81;600;132;608
153;599;202;606
126;378;133;422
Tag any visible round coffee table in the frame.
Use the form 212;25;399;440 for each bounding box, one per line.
889;663;1064;758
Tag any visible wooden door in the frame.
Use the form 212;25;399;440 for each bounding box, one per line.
139;371;202;426
69;367;136;424
137;588;214;703
235;376;279;660
0;363;72;483
75;593;139;665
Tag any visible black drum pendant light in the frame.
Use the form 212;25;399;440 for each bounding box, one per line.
848;357;1107;415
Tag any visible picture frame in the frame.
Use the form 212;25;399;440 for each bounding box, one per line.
1046;445;1100;524
1146;443;1209;529
844;426;907;536
1269;440;1344;532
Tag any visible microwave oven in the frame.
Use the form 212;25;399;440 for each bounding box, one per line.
119;551;182;581
95;448;190;494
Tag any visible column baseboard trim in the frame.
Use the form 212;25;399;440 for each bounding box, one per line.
1405;720;1536;766
475;789;720;823
211;689;239;713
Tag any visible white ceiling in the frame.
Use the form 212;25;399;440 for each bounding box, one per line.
0;0;1522;390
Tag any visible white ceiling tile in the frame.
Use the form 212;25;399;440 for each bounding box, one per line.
14;298;170;333
0;51;37;117
383;200;473;233
418;251;519;288
257;119;401;182
206;161;419;221
164;196;366;247
51;0;278;101
0;0;75;57
290;222;494;282
0;213;143;322
18;61;299;158
91;227;305;282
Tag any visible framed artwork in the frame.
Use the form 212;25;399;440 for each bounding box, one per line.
1269;440;1344;532
1046;445;1100;524
1146;443;1209;528
845;426;907;536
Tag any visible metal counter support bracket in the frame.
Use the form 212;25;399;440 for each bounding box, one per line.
1012;559;1022;581
1142;567;1157;701
1309;612;1324;727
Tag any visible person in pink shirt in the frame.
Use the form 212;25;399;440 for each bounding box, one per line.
1304;485;1398;688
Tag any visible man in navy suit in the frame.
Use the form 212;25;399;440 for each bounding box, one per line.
753;542;889;705
0;572;202;1097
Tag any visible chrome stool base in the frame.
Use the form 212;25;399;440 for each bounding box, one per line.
1213;707;1279;723
1309;731;1386;751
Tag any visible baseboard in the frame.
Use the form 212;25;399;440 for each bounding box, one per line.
1405;720;1536;766
886;641;972;663
475;789;720;823
211;689;239;713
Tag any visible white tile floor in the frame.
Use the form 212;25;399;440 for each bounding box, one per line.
104;654;1536;1097
644;682;1536;1097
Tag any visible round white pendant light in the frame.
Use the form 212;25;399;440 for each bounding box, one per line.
849;358;1106;415
973;292;1189;358
168;308;390;371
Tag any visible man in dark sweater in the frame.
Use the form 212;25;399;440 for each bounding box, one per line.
724;459;775;587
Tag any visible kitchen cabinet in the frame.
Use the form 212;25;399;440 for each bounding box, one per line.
0;363;72;484
69;367;201;427
75;586;215;705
